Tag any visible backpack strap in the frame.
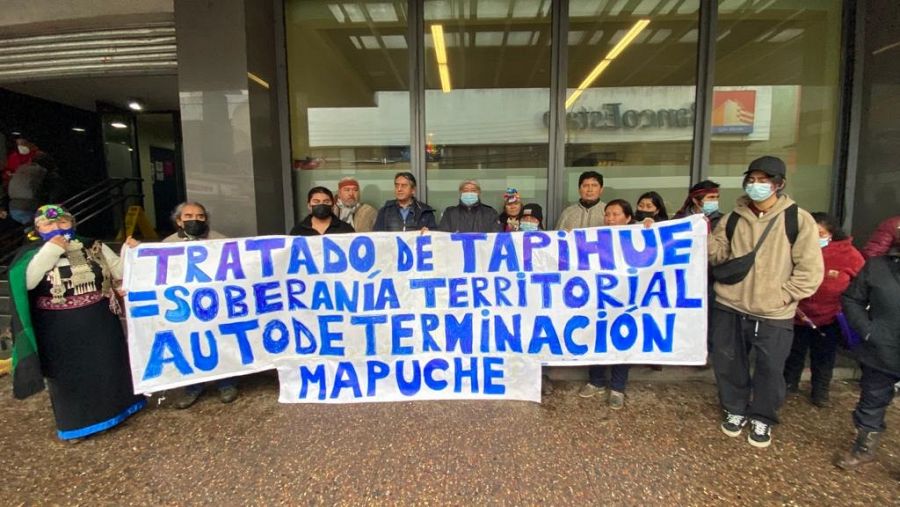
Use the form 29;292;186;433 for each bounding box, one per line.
727;204;800;247
784;203;799;247
725;211;740;243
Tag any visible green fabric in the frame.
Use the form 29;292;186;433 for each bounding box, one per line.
8;237;96;398
9;247;38;372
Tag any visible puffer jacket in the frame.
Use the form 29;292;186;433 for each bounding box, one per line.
842;254;900;376
862;216;900;258
439;202;499;233
795;238;865;326
373;199;437;232
708;195;824;320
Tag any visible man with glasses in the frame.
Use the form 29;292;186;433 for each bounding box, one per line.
707;156;823;449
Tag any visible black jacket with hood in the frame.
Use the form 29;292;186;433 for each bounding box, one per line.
842;252;900;376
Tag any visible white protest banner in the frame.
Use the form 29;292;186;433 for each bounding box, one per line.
123;215;708;403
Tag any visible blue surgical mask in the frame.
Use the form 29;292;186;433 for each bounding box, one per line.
745;182;775;202
701;200;719;215
519;221;539;232
39;228;74;242
819;237;831;249
460;192;479;206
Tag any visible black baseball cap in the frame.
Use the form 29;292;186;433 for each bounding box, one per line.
522;203;543;222
744;156;786;179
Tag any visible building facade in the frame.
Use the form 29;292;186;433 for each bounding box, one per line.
0;0;896;240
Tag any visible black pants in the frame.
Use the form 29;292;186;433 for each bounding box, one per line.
783;322;839;397
853;365;900;432
588;365;630;392
710;306;793;425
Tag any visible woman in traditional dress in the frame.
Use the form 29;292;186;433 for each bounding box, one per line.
9;204;145;441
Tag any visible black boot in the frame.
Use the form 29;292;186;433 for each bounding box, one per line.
834;429;881;470
811;389;831;408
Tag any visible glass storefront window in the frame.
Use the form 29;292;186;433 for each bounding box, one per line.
285;0;410;221
563;0;699;224
709;0;842;213
423;0;551;218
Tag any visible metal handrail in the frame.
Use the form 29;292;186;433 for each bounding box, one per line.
75;192;143;226
0;177;145;270
61;177;141;210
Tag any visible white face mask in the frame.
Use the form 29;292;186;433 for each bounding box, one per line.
17;145;30;156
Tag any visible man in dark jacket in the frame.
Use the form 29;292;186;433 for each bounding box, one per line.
439;179;499;233
373;172;437;232
836;230;900;470
291;186;355;236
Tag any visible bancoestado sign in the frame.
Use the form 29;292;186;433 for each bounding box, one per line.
543;103;695;131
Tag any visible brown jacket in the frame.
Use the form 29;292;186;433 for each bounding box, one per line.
352;203;377;233
708;195;824;320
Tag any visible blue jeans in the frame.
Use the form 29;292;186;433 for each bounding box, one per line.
588;365;630;392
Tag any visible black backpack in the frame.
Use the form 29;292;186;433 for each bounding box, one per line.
724;203;799;247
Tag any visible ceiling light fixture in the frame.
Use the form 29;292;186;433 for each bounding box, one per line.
110;122;128;129
566;19;650;109
431;24;451;93
72;127;86;133
127;99;144;111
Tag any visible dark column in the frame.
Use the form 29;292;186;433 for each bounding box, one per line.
174;0;289;236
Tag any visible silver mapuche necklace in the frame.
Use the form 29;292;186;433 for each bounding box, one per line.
48;240;100;303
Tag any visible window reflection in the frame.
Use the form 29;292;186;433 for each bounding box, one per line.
285;0;411;218
563;1;699;217
423;0;551;216
709;0;841;213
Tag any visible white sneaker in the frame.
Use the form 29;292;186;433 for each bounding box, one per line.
720;411;748;437
747;419;772;448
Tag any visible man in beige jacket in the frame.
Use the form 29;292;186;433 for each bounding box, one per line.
334;177;377;232
708;156;824;449
555;170;606;231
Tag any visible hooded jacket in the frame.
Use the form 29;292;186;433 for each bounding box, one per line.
555;200;606;231
708;195;824;321
842;254;900;376
861;216;900;258
796;238;865;327
439;201;499;233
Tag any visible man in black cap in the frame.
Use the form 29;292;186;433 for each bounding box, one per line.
707;155;823;449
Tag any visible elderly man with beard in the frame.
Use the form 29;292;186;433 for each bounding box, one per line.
334;176;377;233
